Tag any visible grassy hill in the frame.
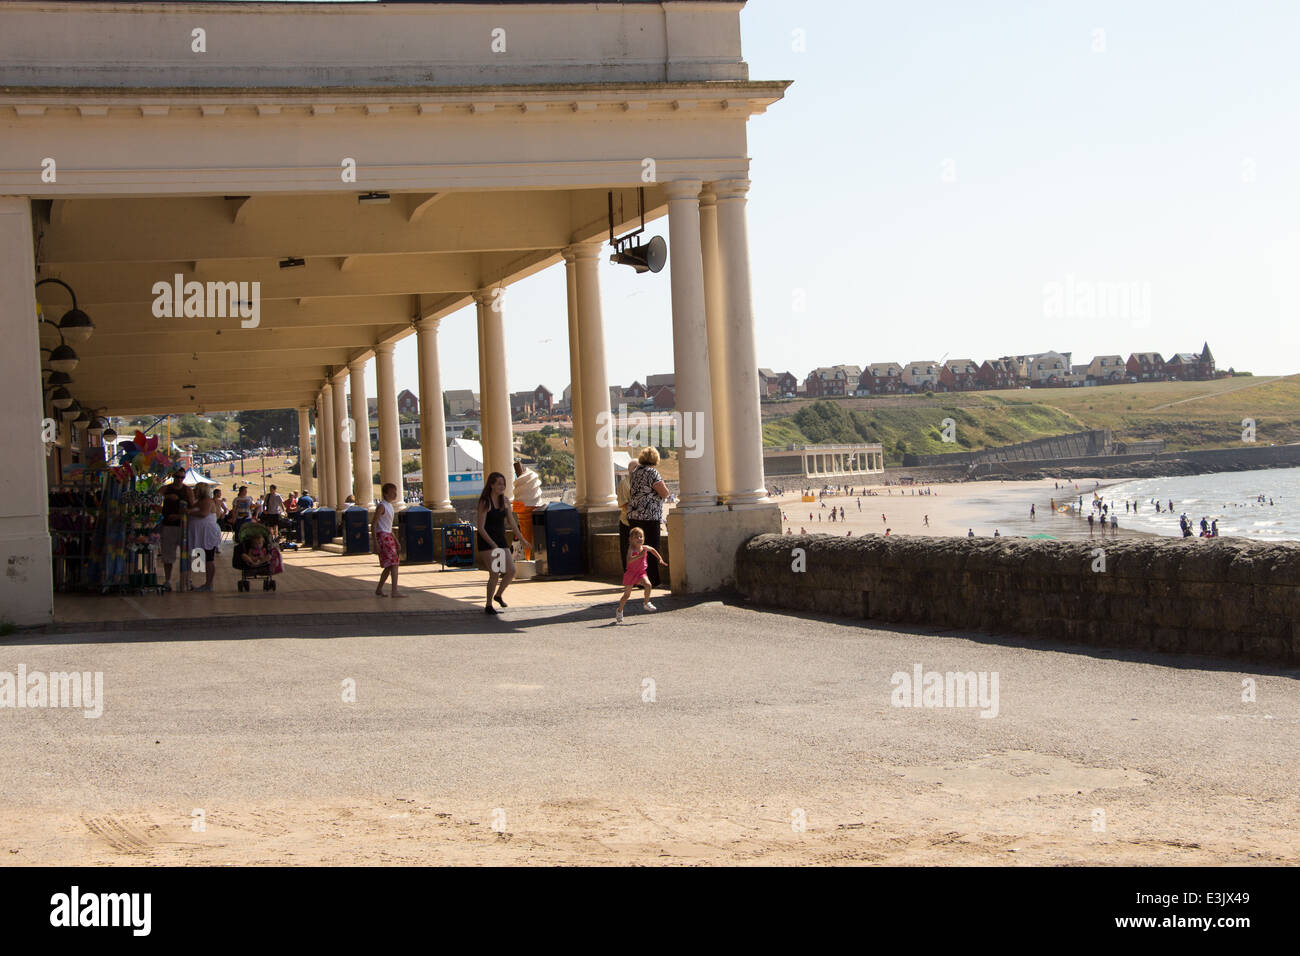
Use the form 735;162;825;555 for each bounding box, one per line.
762;375;1300;463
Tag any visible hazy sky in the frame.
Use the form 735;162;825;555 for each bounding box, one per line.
287;0;1299;399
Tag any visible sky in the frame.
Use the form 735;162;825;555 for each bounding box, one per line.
278;0;1300;398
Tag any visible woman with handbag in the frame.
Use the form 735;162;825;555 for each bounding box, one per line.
625;447;670;589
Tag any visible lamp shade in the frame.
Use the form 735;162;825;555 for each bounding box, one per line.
49;386;73;409
47;342;79;373
102;426;118;444
61;402;81;422
58;308;94;343
46;370;73;387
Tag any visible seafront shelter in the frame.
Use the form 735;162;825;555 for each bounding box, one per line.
0;0;787;625
764;443;885;482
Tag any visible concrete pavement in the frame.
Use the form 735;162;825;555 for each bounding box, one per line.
2;600;1296;865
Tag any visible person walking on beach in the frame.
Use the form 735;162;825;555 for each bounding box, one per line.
1030;504;1036;519
967;528;974;537
1087;513;1095;534
372;482;405;598
1110;514;1118;533
616;525;667;625
924;514;929;526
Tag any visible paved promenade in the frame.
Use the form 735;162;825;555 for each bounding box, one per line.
3;601;1296;865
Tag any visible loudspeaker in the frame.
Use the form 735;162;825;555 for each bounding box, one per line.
610;235;667;274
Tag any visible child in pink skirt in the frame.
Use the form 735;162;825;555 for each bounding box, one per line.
616;525;667;624
372;482;406;598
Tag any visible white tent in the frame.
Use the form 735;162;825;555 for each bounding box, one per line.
182;468;219;486
611;451;634;472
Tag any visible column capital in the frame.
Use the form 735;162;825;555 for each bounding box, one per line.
472;287;504;307
415;315;442;334
347;357;367;374
562;241;602;262
330;367;349;385
713;179;752;202
663;178;704;201
699;184;719;206
374;341;395;357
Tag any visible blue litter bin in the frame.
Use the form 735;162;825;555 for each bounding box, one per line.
298;507;317;547
533;502;582;576
313;506;337;548
398;505;434;564
341;505;369;554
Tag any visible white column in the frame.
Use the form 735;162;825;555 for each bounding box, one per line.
714;179;769;505
374;342;403;502
562;251;587;508
415;316;453;512
319;385;335;507
331;369;351;509
297;406;313;496
474;288;514;481
568;243;616;509
663;179;718;511
700;184;732;500
0;197;52;625
348;358;371;505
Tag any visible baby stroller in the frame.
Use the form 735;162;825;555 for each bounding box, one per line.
232;521;283;592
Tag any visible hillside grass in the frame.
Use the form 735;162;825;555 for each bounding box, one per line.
762;375;1300;462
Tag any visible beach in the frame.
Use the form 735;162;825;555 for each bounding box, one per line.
770;477;1143;541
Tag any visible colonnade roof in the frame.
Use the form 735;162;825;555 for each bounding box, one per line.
36;186;664;415
12;0;786;417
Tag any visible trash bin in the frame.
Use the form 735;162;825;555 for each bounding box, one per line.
398;505;434;564
298;507;317;547
532;502;582;576
313;506;337;548
341;505;369;555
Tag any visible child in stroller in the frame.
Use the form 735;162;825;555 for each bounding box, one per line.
232;521;284;591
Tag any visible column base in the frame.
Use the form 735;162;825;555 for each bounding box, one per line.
724;493;774;510
1;531;53;626
666;502;779;594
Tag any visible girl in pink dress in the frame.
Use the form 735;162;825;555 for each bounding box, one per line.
616;526;667;624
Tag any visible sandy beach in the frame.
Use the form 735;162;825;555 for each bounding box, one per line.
769;477;1147;542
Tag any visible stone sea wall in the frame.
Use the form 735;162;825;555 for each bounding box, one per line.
736;534;1300;664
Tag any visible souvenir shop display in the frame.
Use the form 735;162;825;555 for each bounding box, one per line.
48;469;105;592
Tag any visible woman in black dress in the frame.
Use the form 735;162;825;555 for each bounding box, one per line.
625;447;670;589
476;471;523;614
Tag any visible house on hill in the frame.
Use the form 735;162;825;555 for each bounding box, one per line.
1126;352;1165;381
805;365;857;397
858;363;904;395
397;388;419;415
1166;343;1215;381
901;361;940;392
758;368;796;398
976;358;1018;390
938;359;978;392
1086;355;1125;384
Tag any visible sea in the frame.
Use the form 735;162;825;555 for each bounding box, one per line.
966;466;1299;541
1104;467;1299;541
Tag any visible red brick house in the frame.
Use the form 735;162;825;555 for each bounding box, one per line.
805;365;859;397
1126;352;1165;381
532;384;552;413
858;363;904;395
651;385;675;409
758;368;798;398
1165;343;1215;381
396;388;419;415
624;380;648;400
976;358;1018;390
938;359;979;392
